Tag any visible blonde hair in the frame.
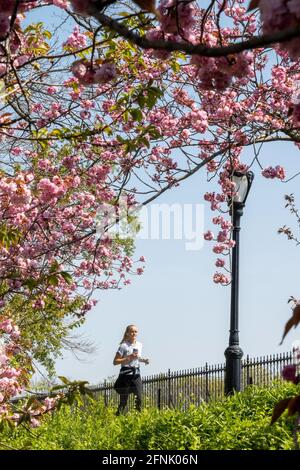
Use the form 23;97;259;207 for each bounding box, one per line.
120;324;137;344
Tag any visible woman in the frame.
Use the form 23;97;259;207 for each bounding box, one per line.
113;324;149;415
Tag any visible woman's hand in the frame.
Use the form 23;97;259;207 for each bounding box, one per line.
141;357;150;365
126;352;138;363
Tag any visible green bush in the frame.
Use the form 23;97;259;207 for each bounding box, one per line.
1;382;298;450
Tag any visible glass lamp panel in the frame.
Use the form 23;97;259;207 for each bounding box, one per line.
232;174;248;203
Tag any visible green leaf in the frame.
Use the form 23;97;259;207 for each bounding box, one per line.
147;125;161;139
140;137;150;148
68;393;76;406
271;397;291;424
58;376;71;385
146;86;163;109
84;389;95;399
23;278;38;291
130;108;143;122
51;385;66;391
137;94;146;108
24;396;42;411
123;111;130;123
44;30;52;40
49;261;60;273
60;272;73;285
48;274;59;286
171;61;180;73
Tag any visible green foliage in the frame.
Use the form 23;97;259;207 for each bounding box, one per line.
0;223;21;249
1;383;298;450
23;22;51;56
3;294;86;376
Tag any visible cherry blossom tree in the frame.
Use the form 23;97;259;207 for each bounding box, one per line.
1;0;300;428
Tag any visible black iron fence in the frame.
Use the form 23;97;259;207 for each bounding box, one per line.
89;351;293;410
12;351;294;410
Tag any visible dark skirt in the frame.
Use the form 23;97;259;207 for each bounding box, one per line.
114;369;142;395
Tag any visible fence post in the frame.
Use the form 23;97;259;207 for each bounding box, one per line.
103;380;107;407
168;369;171;408
246;355;251;386
157;388;161;410
205;363;209;402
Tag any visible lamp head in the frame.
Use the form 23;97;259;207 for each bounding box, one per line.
228;170;254;215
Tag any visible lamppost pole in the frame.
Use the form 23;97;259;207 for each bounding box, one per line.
224;201;244;395
224;171;254;396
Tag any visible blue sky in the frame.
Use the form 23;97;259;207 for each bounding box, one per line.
24;4;300;385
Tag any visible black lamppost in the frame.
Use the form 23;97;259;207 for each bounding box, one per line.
224;170;254;395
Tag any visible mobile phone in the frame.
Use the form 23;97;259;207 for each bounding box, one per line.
133;348;138;353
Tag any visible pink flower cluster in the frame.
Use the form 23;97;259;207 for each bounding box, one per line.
292;103;300;126
0;319;23;412
0;317;62;427
0;1;39;40
185;107;208;133
203;185;242;286
71;60;116;86
0;159;144;309
158;0;196;39
145;28;177;59
148;108;179;137
215;258;225;268
141;2;256;91
0;0;16;40
146;1;198;63
204;230;214;241
52;0;69;8
191;52;254;91
37;177;66;203
204;215;234;280
204;191;225;211
281;364;300;384
63;26;87;51
0;174;32;209
261;165;285;180
213;272;230;285
259;0;300;58
0;319;20;340
69;0;96;16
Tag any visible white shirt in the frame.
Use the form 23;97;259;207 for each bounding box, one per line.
117;341;142;368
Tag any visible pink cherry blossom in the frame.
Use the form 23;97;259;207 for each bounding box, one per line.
204;231;214;241
262;165;286;180
281;364;299;383
213;272;230;285
70;0;93;15
52;0;69;9
47;86;57;95
64;26;87;51
215;258;226;268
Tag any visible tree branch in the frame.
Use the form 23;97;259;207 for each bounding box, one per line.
91;9;300;57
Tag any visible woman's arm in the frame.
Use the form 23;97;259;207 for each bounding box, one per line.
113;351;137;366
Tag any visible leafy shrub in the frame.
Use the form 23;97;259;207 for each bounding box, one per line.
1;382;298;450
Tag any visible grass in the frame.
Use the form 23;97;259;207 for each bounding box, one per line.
1;381;299;450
